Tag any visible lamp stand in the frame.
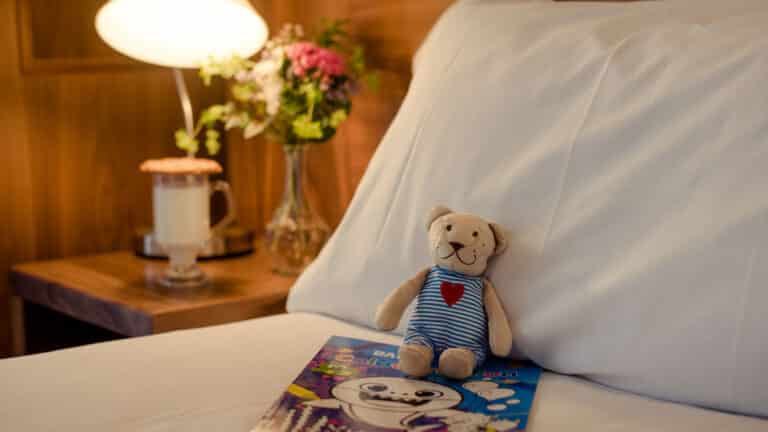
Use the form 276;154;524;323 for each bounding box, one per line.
172;68;195;157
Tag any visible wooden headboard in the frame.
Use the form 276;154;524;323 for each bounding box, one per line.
230;1;639;232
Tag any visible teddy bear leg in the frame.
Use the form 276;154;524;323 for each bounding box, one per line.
438;348;476;380
398;344;433;377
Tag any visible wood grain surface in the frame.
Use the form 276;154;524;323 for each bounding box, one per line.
17;0;147;73
11;249;294;341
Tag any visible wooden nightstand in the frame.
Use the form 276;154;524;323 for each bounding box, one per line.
9;249;295;356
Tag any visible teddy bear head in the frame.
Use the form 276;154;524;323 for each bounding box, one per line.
426;206;508;276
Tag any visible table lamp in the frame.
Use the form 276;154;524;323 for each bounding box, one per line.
95;0;267;143
95;0;268;263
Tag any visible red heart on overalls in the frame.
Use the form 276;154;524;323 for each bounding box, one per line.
440;281;465;306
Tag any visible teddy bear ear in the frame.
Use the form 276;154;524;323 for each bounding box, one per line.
489;222;509;256
425;205;453;230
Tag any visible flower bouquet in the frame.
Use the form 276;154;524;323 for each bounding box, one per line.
178;21;375;275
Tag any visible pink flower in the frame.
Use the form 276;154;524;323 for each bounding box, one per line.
286;42;346;80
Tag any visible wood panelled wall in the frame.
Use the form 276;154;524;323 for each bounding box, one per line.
228;0;454;232
0;0;224;357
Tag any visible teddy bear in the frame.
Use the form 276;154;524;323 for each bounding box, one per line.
375;206;513;380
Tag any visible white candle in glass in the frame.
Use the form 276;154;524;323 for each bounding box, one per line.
153;175;210;247
140;157;229;288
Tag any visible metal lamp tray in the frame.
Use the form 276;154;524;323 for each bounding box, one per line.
133;226;255;259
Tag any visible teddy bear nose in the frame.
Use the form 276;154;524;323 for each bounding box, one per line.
449;241;465;251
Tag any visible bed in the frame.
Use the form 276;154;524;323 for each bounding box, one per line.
3;0;768;430
0;313;764;431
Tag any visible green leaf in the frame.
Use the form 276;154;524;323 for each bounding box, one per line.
365;71;380;91
349;45;366;75
315;19;349;48
205;129;221;155
200;104;229;128
292;114;323;139
199;70;213;87
298;82;323;119
329;109;348;128
231;83;254;102
174;129;199;155
280;89;304;116
198;55;254;85
299;82;322;106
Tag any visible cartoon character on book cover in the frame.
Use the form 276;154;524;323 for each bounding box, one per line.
252;337;540;432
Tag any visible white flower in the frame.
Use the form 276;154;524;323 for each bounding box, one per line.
261;75;283;116
242;55;284;117
244;121;267;138
251;58;280;78
225;114;245;129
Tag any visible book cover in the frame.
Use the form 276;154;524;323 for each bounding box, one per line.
252;336;541;432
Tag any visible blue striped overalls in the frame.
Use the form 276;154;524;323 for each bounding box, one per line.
404;266;489;366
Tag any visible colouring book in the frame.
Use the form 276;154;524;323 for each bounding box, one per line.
252;336;541;432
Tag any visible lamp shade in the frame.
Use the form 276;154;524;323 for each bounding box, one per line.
95;0;268;68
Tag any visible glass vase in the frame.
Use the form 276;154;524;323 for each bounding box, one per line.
264;146;330;275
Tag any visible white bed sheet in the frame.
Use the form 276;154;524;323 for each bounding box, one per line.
0;313;764;431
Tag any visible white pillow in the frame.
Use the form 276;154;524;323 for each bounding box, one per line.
288;0;768;417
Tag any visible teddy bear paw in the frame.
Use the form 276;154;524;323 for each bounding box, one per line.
438;348;476;380
398;344;433;377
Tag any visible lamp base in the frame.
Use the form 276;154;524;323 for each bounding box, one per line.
133;226;255;259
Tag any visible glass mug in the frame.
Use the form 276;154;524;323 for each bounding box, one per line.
151;172;235;288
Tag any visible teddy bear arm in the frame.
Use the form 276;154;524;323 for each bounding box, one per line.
375;267;430;331
484;279;513;356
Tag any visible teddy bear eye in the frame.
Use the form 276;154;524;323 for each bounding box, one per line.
472;231;478;237
446;224;452;232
